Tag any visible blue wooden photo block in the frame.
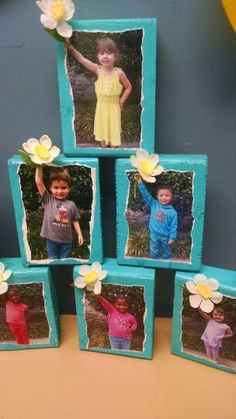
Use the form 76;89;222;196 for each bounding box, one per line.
172;266;236;374
116;155;208;271
8;155;102;266
56;18;156;157
0;258;60;350
73;258;155;359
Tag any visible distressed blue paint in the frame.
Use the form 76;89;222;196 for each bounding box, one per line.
0;258;60;350
73;258;155;359
172;266;236;374
8;155;102;266
116;155;208;271
56;18;156;157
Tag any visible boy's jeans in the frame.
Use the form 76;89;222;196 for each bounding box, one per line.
150;233;172;259
46;239;72;259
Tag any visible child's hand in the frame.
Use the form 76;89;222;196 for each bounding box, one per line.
78;233;84;246
119;99;124;110
168;239;175;245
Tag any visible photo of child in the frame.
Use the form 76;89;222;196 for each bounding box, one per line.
182;287;236;369
84;284;145;351
35;166;83;259
18;164;93;261
0;284;50;345
126;171;194;261
65;30;142;149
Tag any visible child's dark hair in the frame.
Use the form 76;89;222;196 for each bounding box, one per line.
49;168;71;188
96;36;120;58
212;306;227;322
156;183;174;196
114;294;128;304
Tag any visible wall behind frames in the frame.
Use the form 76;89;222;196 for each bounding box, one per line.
0;0;235;315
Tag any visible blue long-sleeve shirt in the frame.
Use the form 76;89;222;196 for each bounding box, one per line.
138;182;177;240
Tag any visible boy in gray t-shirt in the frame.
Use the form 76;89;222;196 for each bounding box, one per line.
35;167;84;259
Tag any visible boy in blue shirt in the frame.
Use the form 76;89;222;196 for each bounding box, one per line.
138;180;177;259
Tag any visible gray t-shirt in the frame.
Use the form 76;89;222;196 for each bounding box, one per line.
40;190;80;243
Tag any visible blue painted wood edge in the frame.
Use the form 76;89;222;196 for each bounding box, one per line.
7;155;103;266
55;18;156;157
73;258;155;359
171;266;236;374
0;258;60;350
116;155;208;271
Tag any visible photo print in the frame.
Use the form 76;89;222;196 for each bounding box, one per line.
84;284;146;352
0;283;50;346
18;163;94;262
126;170;194;262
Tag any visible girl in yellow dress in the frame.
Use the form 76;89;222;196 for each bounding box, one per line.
66;37;132;148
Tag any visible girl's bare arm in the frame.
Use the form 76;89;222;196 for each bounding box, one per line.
118;70;132;108
35;167;46;197
224;327;233;338
198;307;211;321
66;41;98;74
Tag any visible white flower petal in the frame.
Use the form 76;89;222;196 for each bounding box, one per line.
63;3;75;20
185;281;197;294
147;154;160;167
189;294;202;308
139;171;156;183
74;278;87;289
193;274;207;285
211;292;223;304
22;138;39;154
94;281;102;295
98;270;107;281
200;298;214;313
56;21;72;38
49;146;60;159
152;166;164;176
130;155;138;168
41;14;57;29
0;282;8;295
30;155;44;165
91;262;102;274
0;262;5;275
136;149;149;162
36;1;51;14
78;265;90;276
207;278;219;291
2;270;12;282
86;284;95;292
39;134;52;149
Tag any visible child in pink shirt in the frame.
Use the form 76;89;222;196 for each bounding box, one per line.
95;294;137;350
4;290;29;345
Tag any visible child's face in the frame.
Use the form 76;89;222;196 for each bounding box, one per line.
157;189;172;205
9;292;21;304
115;298;128;313
50;180;70;200
212;310;225;323
98;50;116;69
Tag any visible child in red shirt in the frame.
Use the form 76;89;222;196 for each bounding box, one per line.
3;290;29;345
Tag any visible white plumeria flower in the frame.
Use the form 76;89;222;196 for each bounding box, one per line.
74;262;107;295
130;149;164;183
0;262;12;295
186;274;223;313
22;135;60;165
36;0;75;38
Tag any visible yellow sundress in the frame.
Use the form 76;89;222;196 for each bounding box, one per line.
94;67;123;146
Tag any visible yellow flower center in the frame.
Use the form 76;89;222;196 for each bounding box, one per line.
50;1;65;20
139;159;154;176
35;145;50;160
84;271;98;284
0;274;3;283
196;283;212;299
